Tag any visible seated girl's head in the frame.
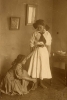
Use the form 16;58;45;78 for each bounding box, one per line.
12;54;25;66
16;54;25;62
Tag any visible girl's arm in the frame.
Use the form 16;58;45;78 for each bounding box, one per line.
15;65;23;79
22;76;36;83
30;33;35;50
15;65;36;83
45;32;52;56
30;32;41;51
46;45;51;57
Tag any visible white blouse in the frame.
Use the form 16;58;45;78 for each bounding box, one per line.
30;30;52;47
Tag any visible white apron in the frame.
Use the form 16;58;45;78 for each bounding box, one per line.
28;30;52;80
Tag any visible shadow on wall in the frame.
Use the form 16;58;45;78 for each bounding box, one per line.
0;56;12;79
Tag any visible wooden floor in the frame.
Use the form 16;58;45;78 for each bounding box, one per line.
0;67;67;100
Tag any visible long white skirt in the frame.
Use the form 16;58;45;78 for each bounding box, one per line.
28;46;52;80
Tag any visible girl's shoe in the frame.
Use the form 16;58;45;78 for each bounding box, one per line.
40;81;47;89
31;82;38;90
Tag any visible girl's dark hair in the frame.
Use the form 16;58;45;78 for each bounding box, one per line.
33;19;45;29
12;54;25;66
45;24;50;31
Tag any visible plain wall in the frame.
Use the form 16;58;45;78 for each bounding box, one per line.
0;0;53;76
52;0;67;69
52;0;67;52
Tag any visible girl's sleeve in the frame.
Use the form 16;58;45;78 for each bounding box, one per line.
30;33;36;48
45;32;52;46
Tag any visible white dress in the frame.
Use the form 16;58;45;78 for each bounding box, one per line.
28;30;52;80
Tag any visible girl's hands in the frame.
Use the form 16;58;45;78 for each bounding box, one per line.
33;79;37;83
36;42;44;47
22;59;26;64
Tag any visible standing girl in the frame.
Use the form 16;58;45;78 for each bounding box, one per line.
28;19;52;89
